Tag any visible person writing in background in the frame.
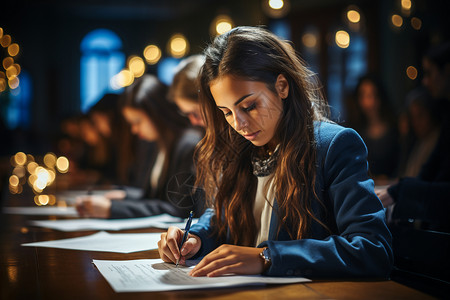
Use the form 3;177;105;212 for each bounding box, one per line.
76;74;204;219
168;54;206;128
158;26;393;278
377;42;450;232
345;74;399;183
88;93;139;185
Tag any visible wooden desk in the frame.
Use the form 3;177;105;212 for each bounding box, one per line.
0;193;435;300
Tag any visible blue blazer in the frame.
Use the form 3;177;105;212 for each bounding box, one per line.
189;121;394;278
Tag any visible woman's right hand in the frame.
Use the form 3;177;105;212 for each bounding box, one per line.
158;226;201;265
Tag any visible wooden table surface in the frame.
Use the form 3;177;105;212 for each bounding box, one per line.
0;191;436;300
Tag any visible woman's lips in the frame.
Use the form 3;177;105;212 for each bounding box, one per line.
243;130;261;141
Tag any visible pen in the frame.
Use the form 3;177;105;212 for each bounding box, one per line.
176;211;193;268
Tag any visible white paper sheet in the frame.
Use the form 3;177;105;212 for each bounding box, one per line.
28;214;196;231
3;206;78;216
93;259;310;292
22;231;161;253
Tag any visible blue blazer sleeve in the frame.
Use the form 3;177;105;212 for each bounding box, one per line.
260;124;393;278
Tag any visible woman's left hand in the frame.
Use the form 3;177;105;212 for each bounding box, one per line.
189;244;264;277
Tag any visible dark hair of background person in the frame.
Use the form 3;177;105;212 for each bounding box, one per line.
196;26;330;246
167;54;205;103
425;41;450;71
120;74;190;187
89;93;136;184
347;74;397;130
396;86;442;177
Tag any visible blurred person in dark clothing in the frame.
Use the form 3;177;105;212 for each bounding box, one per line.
377;42;450;232
346;74;399;183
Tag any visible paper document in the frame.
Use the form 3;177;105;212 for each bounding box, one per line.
22;231;161;253
93;259;310;292
3;206;78;216
28;214;196;231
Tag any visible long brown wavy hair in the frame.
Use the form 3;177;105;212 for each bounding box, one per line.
195;26;330;246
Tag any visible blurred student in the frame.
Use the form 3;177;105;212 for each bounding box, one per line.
76;74;203;218
378;42;450;231
88;93;137;184
168;54;206;128
396;87;441;178
346;75;399;182
158;26;392;278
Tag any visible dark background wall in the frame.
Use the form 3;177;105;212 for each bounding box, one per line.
1;0;449;154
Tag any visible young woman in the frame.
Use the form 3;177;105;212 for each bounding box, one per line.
76;74;204;218
88;93;137;185
168;54;206;127
158;26;393;278
346;75;399;182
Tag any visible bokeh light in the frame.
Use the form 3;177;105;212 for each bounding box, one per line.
0;78;6;92
128;56;146;78
12;166;26;178
211;15;234;36
335;30;350;48
0;34;11;48
168;34;189;58
406;66;418;80
3;57;14;70
14;152;27;166
411;17;422;30
56;156;70;173
401;0;412;10
9;175;19;187
110;69;134;89
302;33;318;48
347;9;361;23
143;45;161;65
392;14;403;27
43;153;57;168
8;43;19;56
269;0;284;10
8;76;19;89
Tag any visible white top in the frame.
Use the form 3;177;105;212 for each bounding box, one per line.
253;175;275;246
150;151;166;192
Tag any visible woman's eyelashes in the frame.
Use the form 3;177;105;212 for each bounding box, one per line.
223;102;257;117
243;102;256;112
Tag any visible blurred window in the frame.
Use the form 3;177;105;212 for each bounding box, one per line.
3;70;32;129
269;19;291;40
80;29;125;112
327;32;367;120
157;57;180;85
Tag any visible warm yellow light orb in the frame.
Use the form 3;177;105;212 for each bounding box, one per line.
44;153;57;168
14;152;27;166
302;33;317;48
143;45;161;65
392;14;403;27
168;34;189;58
269;0;284;10
406;66;418;80
335;30;350;48
9;175;19;187
347;10;361;23
8;43;19;56
128;56;146;78
56;156;70;173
